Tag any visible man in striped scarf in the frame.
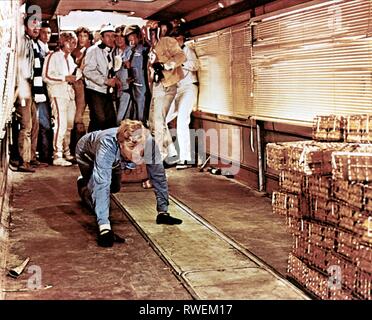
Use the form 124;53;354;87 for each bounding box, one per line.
36;21;53;164
31;24;50;166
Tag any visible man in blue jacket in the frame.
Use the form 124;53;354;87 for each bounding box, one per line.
75;119;182;247
122;25;149;123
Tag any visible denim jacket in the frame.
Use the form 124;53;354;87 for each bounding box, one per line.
124;44;148;88
76;127;169;222
114;46;131;92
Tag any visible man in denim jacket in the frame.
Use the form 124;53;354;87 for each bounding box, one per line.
123;25;149;123
76;119;182;247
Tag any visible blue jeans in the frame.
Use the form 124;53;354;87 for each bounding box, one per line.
116;91;131;125
76;150;122;226
116;86;146;124
36;101;52;162
132;84;146;123
76;129;169;226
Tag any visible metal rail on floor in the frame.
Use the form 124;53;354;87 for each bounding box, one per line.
168;194;310;300
111;195;199;300
113;191;310;300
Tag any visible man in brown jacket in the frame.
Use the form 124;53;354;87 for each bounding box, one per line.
70;26;92;156
147;20;186;162
16;16;41;172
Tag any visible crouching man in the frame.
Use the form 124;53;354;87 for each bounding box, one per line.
75;119;182;247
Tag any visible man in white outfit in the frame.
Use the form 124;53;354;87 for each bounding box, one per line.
168;29;200;169
146;20;186;163
42;32;77;166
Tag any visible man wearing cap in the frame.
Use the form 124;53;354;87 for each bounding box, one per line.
122;25;149;124
36;21;53;165
83;23;121;132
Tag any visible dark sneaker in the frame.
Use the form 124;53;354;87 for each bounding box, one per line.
97;229;114;247
156;212;183;225
30;160;48;167
176;161;192;170
76;176;87;198
18;163;35;173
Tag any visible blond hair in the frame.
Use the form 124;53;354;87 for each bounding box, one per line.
58;32;76;49
117;119;146;144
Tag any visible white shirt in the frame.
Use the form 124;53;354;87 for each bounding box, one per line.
42;50;76;99
37;40;50;58
178;43;199;87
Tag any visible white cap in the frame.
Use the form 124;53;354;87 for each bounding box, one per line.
100;23;115;35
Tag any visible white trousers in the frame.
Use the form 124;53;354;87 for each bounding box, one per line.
167;83;198;162
149;83;177;160
51;97;76;159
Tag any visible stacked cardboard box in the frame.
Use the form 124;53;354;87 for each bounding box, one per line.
346;114;372;144
266;141;354;175
268;117;372;299
313;115;345;142
333;148;372;182
312;114;372;144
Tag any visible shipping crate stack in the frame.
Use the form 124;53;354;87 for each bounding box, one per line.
332;142;372;300
268;114;372;300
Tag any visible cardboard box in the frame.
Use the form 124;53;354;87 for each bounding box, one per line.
279;170;306;194
332;149;372;182
312;115;345;142
267;141;351;175
346;114;372;143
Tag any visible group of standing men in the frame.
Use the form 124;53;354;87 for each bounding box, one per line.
14;16;92;170
14;17;199;172
82;20;200;168
15;15;200;247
